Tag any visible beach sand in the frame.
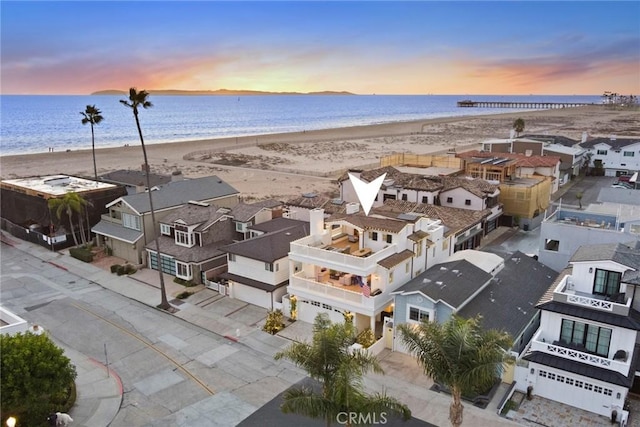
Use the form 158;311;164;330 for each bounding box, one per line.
1;106;638;201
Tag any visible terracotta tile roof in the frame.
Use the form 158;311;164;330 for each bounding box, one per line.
285;194;347;215
538;267;570;305
231;200;282;222
327;212;410;233
408;230;429;241
458;150;561;168
373;200;489;234
378;249;414;269
440;176;499;198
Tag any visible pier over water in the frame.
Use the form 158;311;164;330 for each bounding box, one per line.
457;100;596;109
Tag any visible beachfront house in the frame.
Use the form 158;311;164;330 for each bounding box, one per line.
580;137;640;178
0;175;127;250
92;176;239;265
220;219;309;309
517;241;640;423
339;166;502;236
284;206;449;351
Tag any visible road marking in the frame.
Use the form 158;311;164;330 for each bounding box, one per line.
71;301;215;396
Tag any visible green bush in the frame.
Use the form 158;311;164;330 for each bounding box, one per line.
1;333;77;427
355;328;376;348
263;309;285;335
116;265;126;276
173;277;196;287
69;247;93;263
110;264;121;274
124;264;136;275
176;291;192;299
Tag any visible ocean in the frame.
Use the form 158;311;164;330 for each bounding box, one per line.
0;94;601;156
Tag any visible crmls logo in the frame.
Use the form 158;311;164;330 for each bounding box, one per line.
336;412;388;425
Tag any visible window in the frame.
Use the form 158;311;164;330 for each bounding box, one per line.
176;262;191;279
594;386;603;394
539;371;547;378
557;375;565;383
604;388;613;396
575;381;583;388
415;243;422;257
385;234;392;244
585;384;593;391
422;196;429;203
465;199;471;206
370;231;378;241
566;378;574;386
160;224;171;236
545;239;559;252
401;194;408;201
122;213;141;231
405;262;410;273
593;269;621;297
624;151;635;157
265;262;279;272
322;303;332;310
388;270;394;283
446;197;453;203
560;319;612;357
442;239;449;250
548;373;556;380
408;306;430;323
597;149;608;155
228;253;236;262
235;222;247;232
175;230;193;247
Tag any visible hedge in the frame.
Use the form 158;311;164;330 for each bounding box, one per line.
69;247;93;263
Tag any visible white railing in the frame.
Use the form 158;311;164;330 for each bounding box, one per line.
366;336;387;356
554;275;630;313
289;274;390;312
290;241;397;274
530;332;630;375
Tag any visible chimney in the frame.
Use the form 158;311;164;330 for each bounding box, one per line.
346;202;360;214
581;131;588;143
136;181;146;194
610;134;617;141
171;170;183;182
309;208;325;237
509;129;516;139
525;149;533;157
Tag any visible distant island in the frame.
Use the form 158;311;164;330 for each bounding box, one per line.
91;89;355;96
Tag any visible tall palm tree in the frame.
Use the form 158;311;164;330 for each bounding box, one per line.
80;105;104;182
513;118;525;137
120;88;170;310
48;192;88;247
275;314;410;426
399;315;513;427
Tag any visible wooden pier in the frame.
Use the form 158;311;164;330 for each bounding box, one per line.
457;100;595;109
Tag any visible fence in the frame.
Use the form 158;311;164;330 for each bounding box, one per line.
379;152;464;170
0;218;72;251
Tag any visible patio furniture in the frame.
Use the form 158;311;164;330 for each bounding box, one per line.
353;247;372;257
340;274;353;285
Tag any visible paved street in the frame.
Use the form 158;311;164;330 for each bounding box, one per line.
1;235;524;427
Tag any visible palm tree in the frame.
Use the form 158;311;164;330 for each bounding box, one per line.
80;105;104;182
48;192;88;247
399;315;513;427
120;88;170;310
275;314;410;426
513;118;525;137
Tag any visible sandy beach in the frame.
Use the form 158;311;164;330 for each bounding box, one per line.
1;106;638;201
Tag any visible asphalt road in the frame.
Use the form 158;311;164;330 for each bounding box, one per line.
0;243;305;427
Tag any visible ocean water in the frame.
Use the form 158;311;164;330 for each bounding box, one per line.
0;94;601;155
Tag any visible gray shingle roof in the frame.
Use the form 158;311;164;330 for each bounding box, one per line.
571;241;640;271
99;169;172;188
91;220;143;243
457;251;558;339
146;235;231;263
520;134;580;147
160;203;230;230
232;200;282;222
393;259;491;308
222;222;310;263
249;217;308;234
220;272;288;291
119;176;238;214
580;137;640;150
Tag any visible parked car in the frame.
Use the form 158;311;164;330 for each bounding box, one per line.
612;183;633;189
618;175;632;182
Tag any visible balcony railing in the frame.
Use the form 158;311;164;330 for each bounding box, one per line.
289;273;389;312
100;214;123;225
530;330;630;376
553;275;630;315
290;238;397;275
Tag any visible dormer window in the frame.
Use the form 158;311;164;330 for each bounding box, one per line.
175;230;194;247
160;224;172;236
593;269;621;297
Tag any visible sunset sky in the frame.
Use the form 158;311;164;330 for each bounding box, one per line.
1;1;639;95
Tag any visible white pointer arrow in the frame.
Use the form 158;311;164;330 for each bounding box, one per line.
348;173;386;216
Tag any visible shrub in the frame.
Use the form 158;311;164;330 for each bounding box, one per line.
115;265;126;276
176;291;192;299
263;309;285;335
173;277;195;287
356;328;376;348
124;264;136;275
69;247;93;263
110;264;121;274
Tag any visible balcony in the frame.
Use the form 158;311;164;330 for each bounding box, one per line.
290;235;398;276
101;213;122;225
530;330;630;376
289;272;390;313
553;275;630;316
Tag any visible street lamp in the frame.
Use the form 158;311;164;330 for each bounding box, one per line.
6;416;17;427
